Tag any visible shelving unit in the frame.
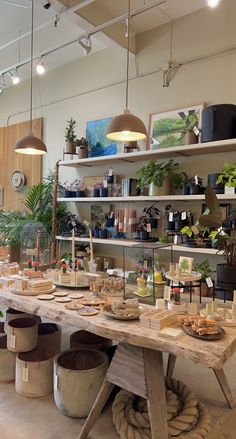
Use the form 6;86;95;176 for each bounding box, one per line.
57;194;236;203
59;138;236;168
56;235;224;255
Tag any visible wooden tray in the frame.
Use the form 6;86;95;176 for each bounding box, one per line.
10;285;56;296
181;324;225;341
103;310;140;321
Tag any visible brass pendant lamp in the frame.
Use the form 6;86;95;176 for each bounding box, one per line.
106;0;147;142
14;0;47;155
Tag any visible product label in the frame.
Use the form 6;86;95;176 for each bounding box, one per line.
206;277;213;288
193;126;200;136
108;168;113;176
103;180;108;188
10;334;16;349
181;211;187;220
164;285;171;301
169;212;174;222
22;367;29;383
224;186;235;194
174;234;178;244
147;223;152;232
194;174;198;185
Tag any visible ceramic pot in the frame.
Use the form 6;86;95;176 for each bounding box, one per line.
137;230;149;241
92;189;100;197
77;146;88;159
76;190;86;198
70;330;112;351
216;264;236;292
182;183;190;195
193;283;211;297
106;218;115;227
148;183;158;196
149;178;170;196
65;141;74;154
185;131;198;145
64;190;75;198
99;188;108;197
93;228;100;238
189;183;202;195
99;229;107;239
149;218;158;228
54;348;108;418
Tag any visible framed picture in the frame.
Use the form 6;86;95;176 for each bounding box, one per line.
148;104;204;150
178;256;194;275
86;117;118;157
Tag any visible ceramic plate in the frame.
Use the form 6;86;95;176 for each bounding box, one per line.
103;310;140;321
68;293;84;299
181;324;225;341
10;285;56;296
77;306;98;316
37;294;55;301
53;291;68;297
55;297;72;303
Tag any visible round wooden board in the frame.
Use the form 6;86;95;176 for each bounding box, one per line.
54;281;89;289
10;285;56;296
181;324;225;341
37;294;55;301
68;293;84;299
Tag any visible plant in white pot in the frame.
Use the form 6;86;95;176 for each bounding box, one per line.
136;159;183;196
183;113;199;145
65;118;77;154
216;162;236;194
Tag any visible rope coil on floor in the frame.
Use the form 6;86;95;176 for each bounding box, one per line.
112;377;211;439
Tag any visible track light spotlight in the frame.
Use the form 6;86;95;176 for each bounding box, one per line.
9;70;20;85
36;59;45;75
78;36;92;56
125;17;135;38
206;0;220;7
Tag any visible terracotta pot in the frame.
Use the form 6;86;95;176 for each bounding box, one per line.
185;131;198;145
77;147;88;159
65;141;74;154
193;283;211;297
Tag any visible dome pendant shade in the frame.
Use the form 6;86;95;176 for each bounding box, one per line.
106;111;147;142
14;133;47;155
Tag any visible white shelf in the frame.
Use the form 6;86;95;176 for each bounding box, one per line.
57;194;236;202
59;138;236;168
56;236;223;255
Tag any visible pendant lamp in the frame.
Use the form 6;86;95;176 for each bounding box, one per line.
14;0;47;155
106;0;147;142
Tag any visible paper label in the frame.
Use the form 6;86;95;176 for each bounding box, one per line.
119;222;123;229
22;367;29;383
143;260;148;269
181;211;187;220
191;225;199;235
103;180;108;188
194;174;198;185
206;277;213;288
10;334;16;349
147;223;152;233
83;219;89;226
128;218;132;225
193;126;200;136
164;285;171;301
174;234;178;245
108;168;113;176
169;212;174;222
180;288;184;293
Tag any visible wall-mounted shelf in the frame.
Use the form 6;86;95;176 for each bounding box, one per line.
59;138;236;168
56;236;223;255
57;194;236;203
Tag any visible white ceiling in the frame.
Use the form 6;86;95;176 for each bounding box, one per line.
0;0;210;87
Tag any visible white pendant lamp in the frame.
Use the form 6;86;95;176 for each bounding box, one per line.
106;0;147;142
14;0;47;155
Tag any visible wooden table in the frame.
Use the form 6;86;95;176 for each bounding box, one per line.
0;289;236;439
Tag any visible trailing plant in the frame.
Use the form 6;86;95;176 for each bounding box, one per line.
136;159;183;193
216;162;236;187
193;260;214;282
65;118;77;143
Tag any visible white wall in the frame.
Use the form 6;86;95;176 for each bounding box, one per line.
1;0;235;268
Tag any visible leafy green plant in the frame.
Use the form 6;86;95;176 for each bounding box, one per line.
65;118;77;143
180;225;209;239
193;259;214;281
216;163;236;187
183;113;199;132
136;159;183;193
0;174;69;247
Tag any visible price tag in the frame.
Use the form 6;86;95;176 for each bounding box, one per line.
164;285;171;301
206;277;213;288
55;373;59;391
128;218;132;225
10;334;16;349
181;211;187;220
103;180;108;188
22;366;29;383
193;126;200;136
169;212;174;222
191;225;199;235
108;168;113;176
83;219;90;227
147;223;152;233
71;221;76;227
174;234;178;244
194;174;198;185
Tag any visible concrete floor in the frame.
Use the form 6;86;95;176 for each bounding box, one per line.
1;310;236;438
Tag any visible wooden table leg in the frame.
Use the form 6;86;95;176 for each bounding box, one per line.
166;354;177;377
144;348;168;439
213;368;235;409
78;380;115;439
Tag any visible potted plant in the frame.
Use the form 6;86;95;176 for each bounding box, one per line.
193;260;214;297
136;159;183;196
142;205;160;229
183;113;199;145
168;287;186;312
180;224;211;247
99;184;108;197
65;118;77;154
188;176;204;195
76;137;88;159
199;186;236;296
216;162;236;194
92;182;103;198
62;181;76;198
136;215;149;241
74;179;86;197
207;173;224;194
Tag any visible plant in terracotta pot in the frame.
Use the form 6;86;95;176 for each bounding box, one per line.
199;186;236;295
76;137;88;159
65;118;77;154
193;260;214;297
183;113;199;145
136;159;182;196
216;162;236;194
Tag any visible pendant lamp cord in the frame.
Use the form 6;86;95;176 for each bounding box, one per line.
125;0;131;111
29;0;34;134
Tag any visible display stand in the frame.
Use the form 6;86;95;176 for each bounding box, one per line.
78;343;168;439
166;271;205;303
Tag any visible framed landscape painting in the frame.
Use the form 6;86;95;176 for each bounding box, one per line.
149;104;203;149
86;117;118;157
